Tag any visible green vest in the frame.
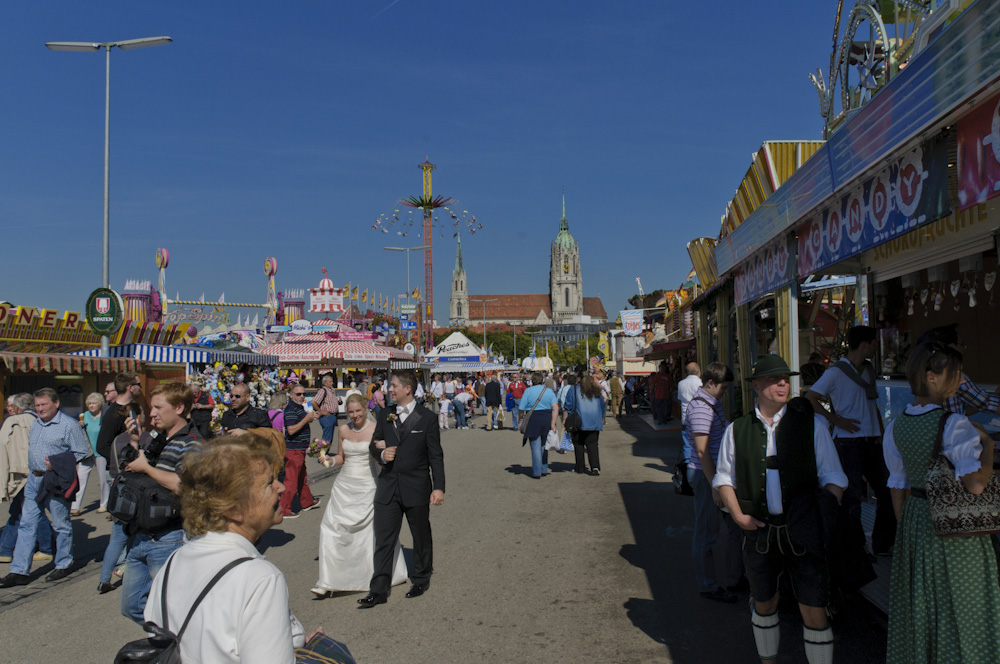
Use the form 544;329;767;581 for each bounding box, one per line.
732;398;819;522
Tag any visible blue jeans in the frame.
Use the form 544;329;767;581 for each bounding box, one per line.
512;406;520;428
100;521;130;584
528;436;549;477
10;474;73;574
0;489;54;557
454;401;467;428
121;528;184;623
481;397;487;415
688;468;719;592
681;429;694;464
319;414;337;443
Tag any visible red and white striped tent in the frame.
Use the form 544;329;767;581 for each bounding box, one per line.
259;335;414;367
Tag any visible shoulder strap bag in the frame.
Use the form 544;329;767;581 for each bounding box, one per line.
564;387;583;434
518;388;548;435
115;555;253;663
925;411;1000;537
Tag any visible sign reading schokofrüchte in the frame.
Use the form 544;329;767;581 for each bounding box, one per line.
85;288;125;336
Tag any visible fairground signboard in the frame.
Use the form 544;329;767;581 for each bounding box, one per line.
620;310;643;336
85;288;125;337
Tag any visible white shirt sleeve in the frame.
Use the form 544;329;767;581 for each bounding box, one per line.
808;368;835;399
238;571;299;663
942;414;984;480
882;419;909;489
712;422;737;490
812;414;848;489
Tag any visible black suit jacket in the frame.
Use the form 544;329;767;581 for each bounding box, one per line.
485;381;502;407
369;403;444;507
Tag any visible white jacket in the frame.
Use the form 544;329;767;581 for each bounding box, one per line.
0;413;33;500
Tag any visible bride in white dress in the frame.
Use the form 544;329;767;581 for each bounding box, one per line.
312;394;408;596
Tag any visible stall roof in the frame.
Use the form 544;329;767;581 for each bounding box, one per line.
642;338;696;361
72;343;279;366
430;362;510;374
259;337;397;364
1;351;142;374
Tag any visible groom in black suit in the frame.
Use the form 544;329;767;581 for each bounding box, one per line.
359;370;445;609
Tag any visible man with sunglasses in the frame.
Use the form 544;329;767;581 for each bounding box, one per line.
220;383;271;436
714;355;846;664
281;384;320;518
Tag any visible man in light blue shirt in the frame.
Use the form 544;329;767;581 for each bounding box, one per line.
1;388;89;587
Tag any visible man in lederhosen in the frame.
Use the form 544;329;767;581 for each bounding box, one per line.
714;355;847;664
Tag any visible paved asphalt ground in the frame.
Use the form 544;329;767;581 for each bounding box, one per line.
0;413;887;663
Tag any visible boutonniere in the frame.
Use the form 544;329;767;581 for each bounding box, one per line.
386;412;398;423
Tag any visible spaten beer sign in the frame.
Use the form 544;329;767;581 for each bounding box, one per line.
85;287;125;336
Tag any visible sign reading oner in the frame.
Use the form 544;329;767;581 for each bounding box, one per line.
85;287;125;336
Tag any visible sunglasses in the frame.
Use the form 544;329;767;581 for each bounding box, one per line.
292;391;305;396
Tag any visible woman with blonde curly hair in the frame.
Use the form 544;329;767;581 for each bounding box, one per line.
144;435;309;662
312;393;408;597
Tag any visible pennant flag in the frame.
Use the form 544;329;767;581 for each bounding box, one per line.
361;288;368;304
352;286;359;301
412;286;420;299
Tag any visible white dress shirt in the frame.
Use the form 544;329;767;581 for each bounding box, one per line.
713;405;848;515
145;531;304;664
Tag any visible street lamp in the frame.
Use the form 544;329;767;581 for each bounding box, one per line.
46;36;172;357
384;245;430;346
469;298;498;355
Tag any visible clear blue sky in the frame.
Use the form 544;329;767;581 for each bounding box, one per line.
1;1;835;324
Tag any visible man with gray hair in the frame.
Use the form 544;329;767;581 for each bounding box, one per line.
0;393;55;564
1;389;90;586
677;362;703;464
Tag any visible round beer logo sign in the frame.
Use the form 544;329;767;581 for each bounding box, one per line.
85;287;125;336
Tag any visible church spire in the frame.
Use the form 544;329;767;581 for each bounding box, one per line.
560;189;568;231
454;234;464;272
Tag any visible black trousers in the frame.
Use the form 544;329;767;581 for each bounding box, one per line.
573;430;601;473
370;497;432;595
834;436;896;554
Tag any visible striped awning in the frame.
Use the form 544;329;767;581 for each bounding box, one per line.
390;360;420;369
72;344;279;366
258;339;392;364
430;362;510;373
0;351;142;374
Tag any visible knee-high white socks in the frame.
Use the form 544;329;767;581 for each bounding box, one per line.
803;625;833;664
750;606;780;661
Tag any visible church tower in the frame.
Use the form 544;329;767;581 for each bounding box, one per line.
550;193;583;323
449;234;469;325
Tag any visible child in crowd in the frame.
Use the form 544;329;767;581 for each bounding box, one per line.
438;397;452;429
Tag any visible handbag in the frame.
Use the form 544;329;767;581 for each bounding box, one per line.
925;411;1000;537
114;555;252;663
564;386;583;434
559;431;574;452
518;389;547;435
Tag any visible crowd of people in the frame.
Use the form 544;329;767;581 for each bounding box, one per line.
2;327;998;662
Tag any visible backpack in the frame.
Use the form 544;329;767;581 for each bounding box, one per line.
114;555;251;663
107;432;185;534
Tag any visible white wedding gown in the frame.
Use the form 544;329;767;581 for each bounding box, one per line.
313;432;408;593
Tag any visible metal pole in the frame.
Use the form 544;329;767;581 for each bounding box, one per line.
483;301;487;351
101;45;111;357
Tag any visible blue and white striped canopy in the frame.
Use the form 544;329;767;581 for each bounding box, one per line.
429;362;509;373
73;344;279;366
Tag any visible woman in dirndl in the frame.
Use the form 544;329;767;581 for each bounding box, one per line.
882;341;1000;663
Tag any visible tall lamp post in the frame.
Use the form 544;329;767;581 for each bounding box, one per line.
46;36;172;357
469;298;498;356
384;245;430;348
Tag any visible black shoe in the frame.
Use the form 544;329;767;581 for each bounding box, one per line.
0;573;30;588
700;587;738;603
725;577;750;593
357;593;387;609
405;583;429;598
97;582;115;594
591;468;601;476
45;567;73;583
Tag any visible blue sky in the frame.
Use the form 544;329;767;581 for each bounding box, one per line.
1;1;835;324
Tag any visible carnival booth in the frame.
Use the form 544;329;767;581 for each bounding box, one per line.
0;351;144;418
425;331;507;373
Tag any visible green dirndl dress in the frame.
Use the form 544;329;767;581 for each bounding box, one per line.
887;408;1000;664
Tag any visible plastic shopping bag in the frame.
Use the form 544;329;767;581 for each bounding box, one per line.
560;432;574;452
544;430;561;451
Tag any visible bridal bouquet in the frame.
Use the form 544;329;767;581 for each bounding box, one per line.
308;438;332;458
